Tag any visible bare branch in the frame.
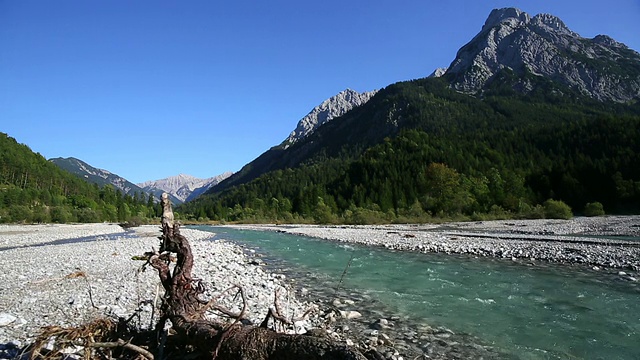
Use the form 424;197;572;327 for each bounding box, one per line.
85;339;154;360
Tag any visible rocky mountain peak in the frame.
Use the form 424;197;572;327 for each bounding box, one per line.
428;67;448;78
530;13;576;37
283;88;378;146
444;7;640;102
482;7;530;31
592;34;626;48
138;172;232;204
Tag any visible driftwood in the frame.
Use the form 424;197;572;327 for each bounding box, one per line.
24;194;380;359
146;193;375;359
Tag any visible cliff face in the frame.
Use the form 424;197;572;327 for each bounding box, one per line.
283;88;378;146
445;8;640;102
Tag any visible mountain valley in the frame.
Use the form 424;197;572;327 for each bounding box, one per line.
2;7;640;225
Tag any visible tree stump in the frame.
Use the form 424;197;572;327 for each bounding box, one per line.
148;193;374;359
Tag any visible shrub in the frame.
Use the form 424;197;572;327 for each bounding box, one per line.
50;206;72;223
9;205;32;223
75;208;100;223
584;202;605;217
344;207;387;225
127;216;147;227
31;206;50;223
526;204;546;219
0;209;12;223
543;199;573;219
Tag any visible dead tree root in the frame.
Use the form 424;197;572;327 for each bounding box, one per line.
26;194;381;359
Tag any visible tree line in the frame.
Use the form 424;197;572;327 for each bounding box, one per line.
179;77;640;223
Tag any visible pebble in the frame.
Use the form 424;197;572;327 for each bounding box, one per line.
341;310;363;319
372;318;389;330
0;314;16;327
0;224;316;348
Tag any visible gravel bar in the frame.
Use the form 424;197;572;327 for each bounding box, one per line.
0;224;316;353
2;217;638;359
227;216;640;272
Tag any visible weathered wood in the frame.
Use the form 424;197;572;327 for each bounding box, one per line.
150;193;373;359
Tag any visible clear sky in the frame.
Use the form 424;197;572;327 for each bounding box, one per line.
2;1;639;184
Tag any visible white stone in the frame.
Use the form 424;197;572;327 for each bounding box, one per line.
0;313;17;327
340;310;363;320
346;339;354;346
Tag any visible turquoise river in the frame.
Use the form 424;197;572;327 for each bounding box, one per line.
193;226;639;360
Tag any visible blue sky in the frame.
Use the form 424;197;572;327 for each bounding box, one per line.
2;1;639;184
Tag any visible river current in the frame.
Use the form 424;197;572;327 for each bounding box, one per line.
193;226;639;359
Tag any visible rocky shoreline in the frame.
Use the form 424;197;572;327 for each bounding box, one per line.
1;224;466;360
0;224;321;359
1;217;638;359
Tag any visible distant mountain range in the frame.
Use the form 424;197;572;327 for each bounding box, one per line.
138;173;232;204
50;157;231;205
48;87;378;206
182;7;640;220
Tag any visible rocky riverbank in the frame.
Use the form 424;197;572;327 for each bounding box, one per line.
228;216;640;274
0;224;320;358
2;217;637;359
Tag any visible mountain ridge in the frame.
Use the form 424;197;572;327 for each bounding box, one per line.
444;7;640;102
181;7;640;221
50;157;232;205
50;157;145;197
210;88;379;193
283;88;379;147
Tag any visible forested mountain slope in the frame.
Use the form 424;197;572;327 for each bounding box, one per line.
0;133;155;223
180;78;640;222
212;88;379;193
180;7;640;222
50;157;145;197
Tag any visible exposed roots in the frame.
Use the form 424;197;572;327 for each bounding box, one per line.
24;193;380;359
26;318;142;359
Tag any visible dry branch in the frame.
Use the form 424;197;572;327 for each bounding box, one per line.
84;339;154;360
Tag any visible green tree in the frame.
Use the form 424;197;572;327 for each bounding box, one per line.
314;197;336;224
422;163;467;214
